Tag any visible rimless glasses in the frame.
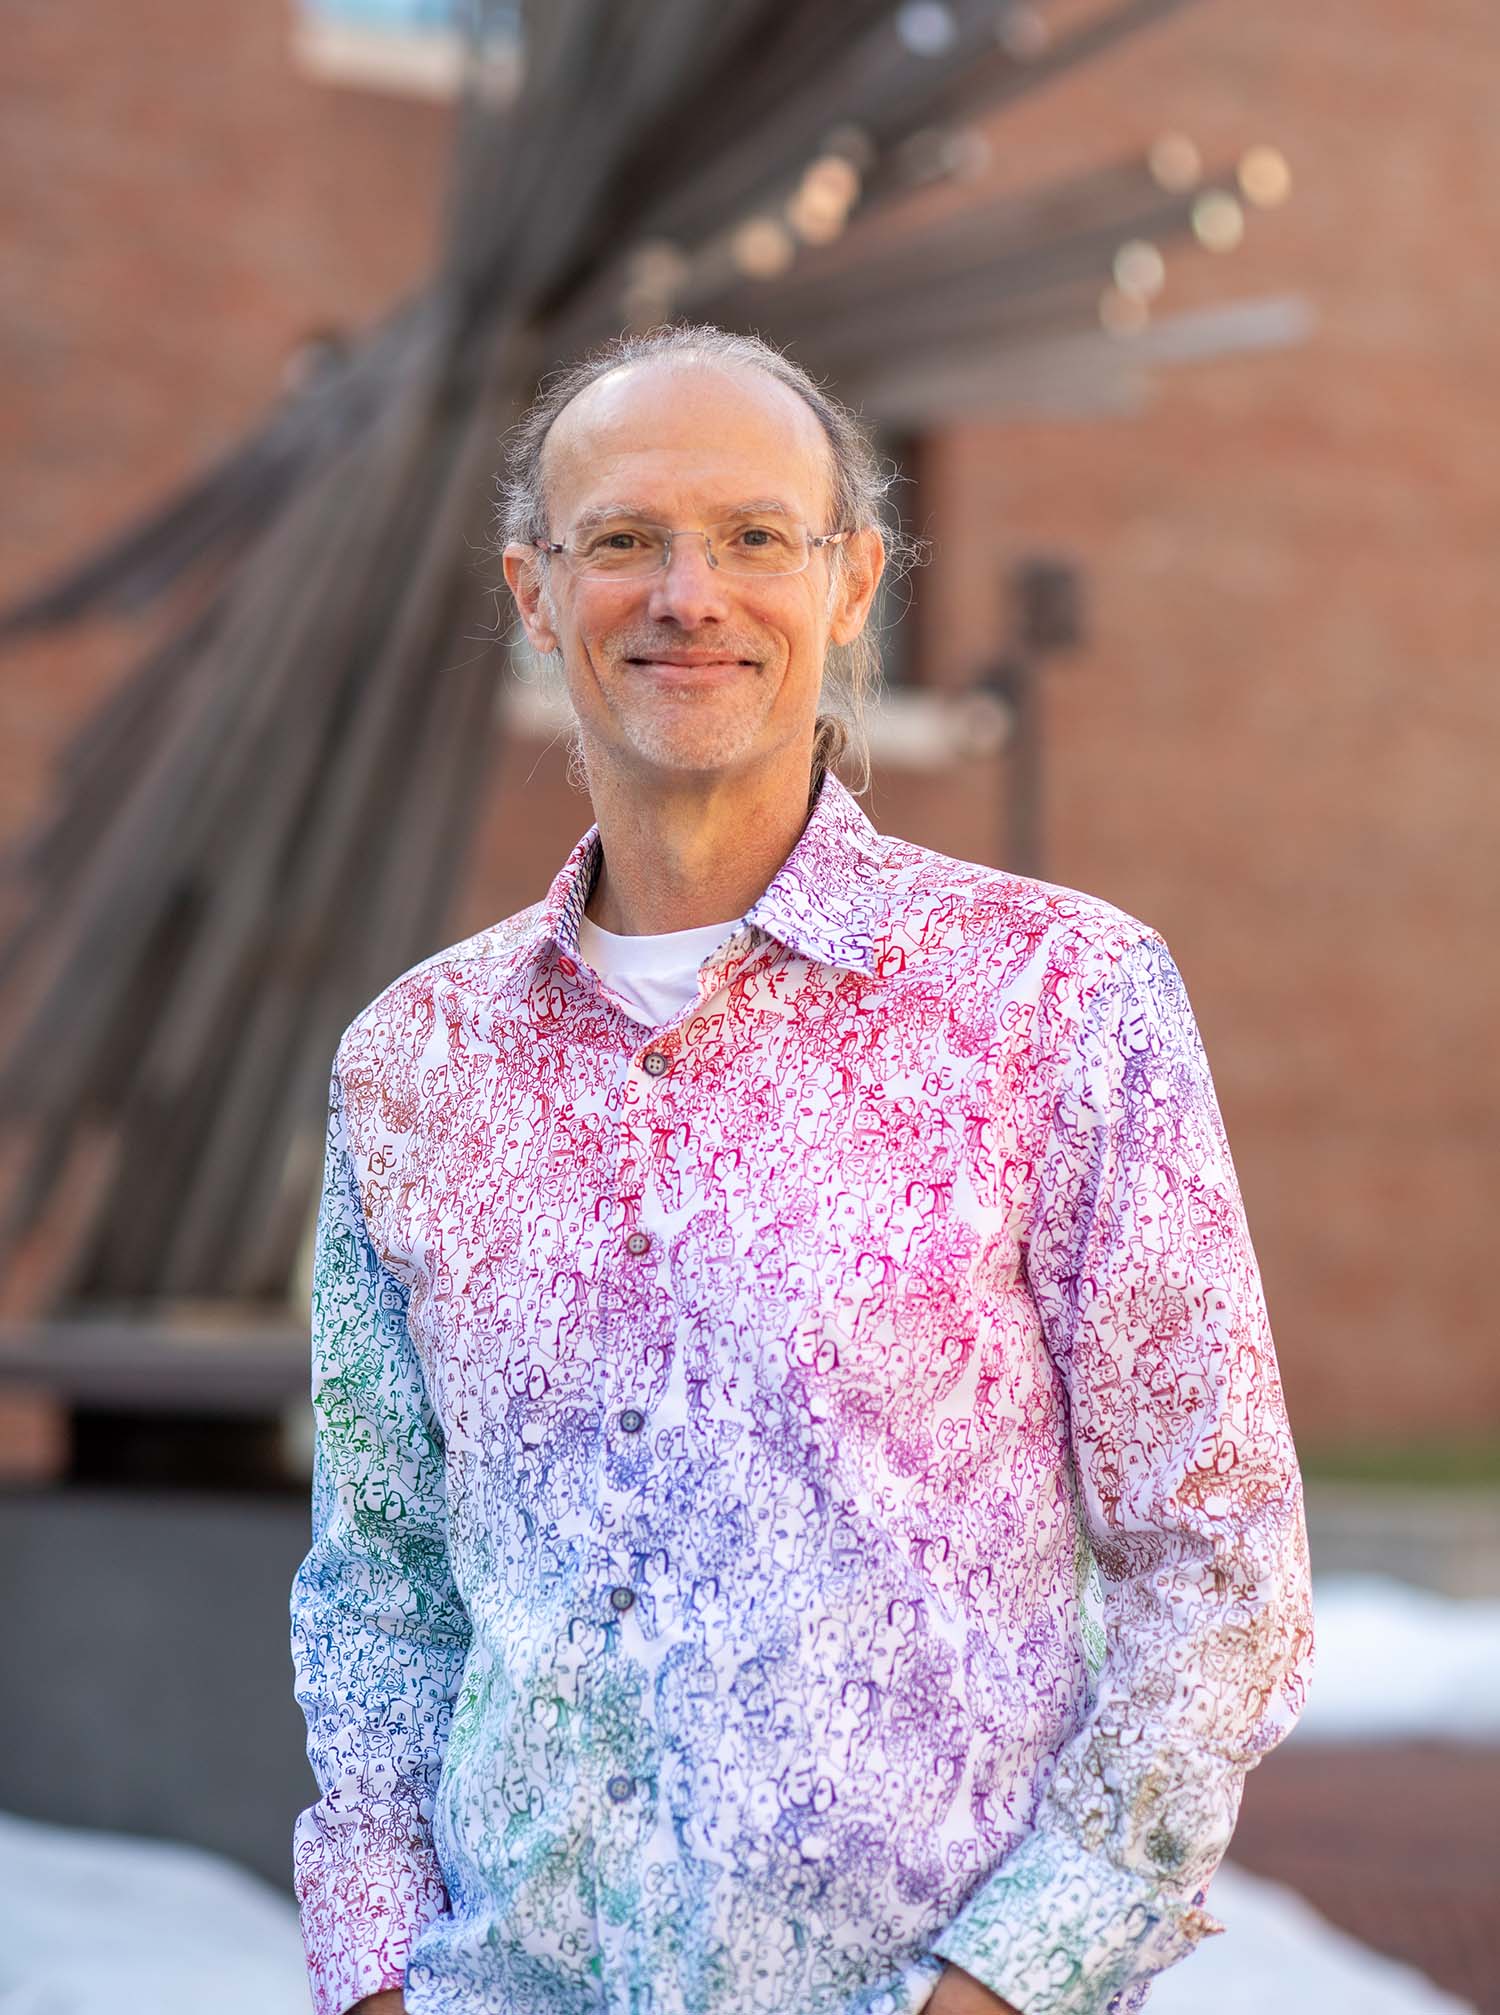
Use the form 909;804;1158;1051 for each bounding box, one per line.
532;512;853;581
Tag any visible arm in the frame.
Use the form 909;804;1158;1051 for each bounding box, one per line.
290;1060;472;2015
931;932;1315;2015
926;1963;1026;2014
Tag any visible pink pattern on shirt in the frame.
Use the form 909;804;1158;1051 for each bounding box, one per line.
291;773;1314;2015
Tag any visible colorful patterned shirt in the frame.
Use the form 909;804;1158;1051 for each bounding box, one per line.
290;772;1315;2015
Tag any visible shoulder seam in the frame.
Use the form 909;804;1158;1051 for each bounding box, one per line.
333;905;549;1061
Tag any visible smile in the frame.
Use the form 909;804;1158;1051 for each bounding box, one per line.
624;657;758;682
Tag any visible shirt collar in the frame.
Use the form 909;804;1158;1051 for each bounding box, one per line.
540;771;886;978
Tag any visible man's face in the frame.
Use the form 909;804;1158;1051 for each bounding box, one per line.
503;359;883;786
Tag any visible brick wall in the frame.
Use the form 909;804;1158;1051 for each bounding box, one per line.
0;0;450;843
0;0;449;1476
912;0;1500;1442
4;0;1494;1450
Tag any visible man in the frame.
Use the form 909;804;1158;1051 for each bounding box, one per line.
290;325;1315;2015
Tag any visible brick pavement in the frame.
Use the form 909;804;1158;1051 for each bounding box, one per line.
1229;1741;1500;2012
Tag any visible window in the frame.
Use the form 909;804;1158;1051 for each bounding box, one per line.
292;0;521;100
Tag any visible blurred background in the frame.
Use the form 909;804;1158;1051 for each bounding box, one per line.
1;2;1496;2010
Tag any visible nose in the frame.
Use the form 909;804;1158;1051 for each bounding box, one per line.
644;532;733;628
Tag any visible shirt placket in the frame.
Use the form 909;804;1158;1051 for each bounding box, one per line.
575;1007;689;1999
582;938;767;2004
597;1030;669;1637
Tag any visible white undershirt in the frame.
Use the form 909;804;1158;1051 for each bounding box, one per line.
576;912;741;1029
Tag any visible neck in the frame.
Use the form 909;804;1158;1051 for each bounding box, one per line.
582;742;821;936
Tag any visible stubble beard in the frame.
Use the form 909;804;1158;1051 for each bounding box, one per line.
584;620;792;779
607;664;779;775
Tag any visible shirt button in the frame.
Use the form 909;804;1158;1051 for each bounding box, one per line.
609;1584;636;1612
624;1231;651;1256
606;1773;635;1803
618;1407;645;1433
641;1050;670;1076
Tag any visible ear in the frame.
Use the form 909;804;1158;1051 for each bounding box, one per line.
828;525;886;646
502;542;560;655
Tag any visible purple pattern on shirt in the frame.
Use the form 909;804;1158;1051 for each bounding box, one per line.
291;773;1314;2015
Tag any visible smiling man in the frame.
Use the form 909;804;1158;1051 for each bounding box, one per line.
290;325;1315;2015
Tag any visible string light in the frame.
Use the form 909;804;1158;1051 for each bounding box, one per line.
803;155;862;210
1148;131;1202;193
1113;238;1166;301
1191;189;1246;252
1238;144;1292;208
786;191;846;243
897;2;959;56
730;216;796;278
785;154;863;244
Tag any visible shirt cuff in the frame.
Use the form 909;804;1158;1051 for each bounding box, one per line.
295;1828;450;2015
929;1825;1225;2015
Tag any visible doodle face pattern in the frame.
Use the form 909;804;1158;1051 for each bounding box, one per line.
290;774;1314;2015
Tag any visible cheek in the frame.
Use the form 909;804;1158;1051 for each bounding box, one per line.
567;588;645;661
760;586;829;662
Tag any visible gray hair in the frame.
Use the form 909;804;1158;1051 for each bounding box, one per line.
493;323;923;798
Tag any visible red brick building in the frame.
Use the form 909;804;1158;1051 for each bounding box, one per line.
3;0;1495;1455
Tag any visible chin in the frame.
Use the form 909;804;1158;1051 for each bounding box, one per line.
618;711;772;776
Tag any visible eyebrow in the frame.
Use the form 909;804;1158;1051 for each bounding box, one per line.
567;497;802;533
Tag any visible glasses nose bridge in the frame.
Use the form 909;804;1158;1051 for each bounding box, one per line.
659;526;720;575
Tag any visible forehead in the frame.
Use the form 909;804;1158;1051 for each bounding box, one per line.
540;358;835;526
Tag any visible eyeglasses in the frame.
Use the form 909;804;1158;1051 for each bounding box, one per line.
532;513;853;581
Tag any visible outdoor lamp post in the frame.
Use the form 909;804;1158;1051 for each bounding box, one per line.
974;555;1087;879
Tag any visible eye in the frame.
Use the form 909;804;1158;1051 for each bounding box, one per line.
733;523;790;550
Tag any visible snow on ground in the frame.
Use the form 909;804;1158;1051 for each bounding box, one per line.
0;1811;310;2015
1289;1573;1500;1743
0;1808;1478;2015
2;1574;1495;2013
1149;1861;1478;2014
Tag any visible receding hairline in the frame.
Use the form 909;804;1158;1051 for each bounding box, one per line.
535;351;841;526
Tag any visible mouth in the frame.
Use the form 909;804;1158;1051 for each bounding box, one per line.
624;655;759;684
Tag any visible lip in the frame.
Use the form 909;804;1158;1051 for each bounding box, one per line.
625;656;757;682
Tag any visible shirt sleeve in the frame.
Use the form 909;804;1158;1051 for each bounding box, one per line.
930;931;1316;2015
290;1057;472;2015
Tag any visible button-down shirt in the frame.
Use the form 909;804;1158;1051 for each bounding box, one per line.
290;772;1315;2015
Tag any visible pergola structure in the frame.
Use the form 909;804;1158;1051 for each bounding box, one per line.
0;0;1263;1409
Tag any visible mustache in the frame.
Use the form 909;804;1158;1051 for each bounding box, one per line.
604;628;769;662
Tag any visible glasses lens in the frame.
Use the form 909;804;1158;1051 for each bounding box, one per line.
563;516;813;578
569;523;669;578
711;516;810;577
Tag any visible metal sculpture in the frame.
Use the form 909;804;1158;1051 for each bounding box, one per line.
0;0;1230;1325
